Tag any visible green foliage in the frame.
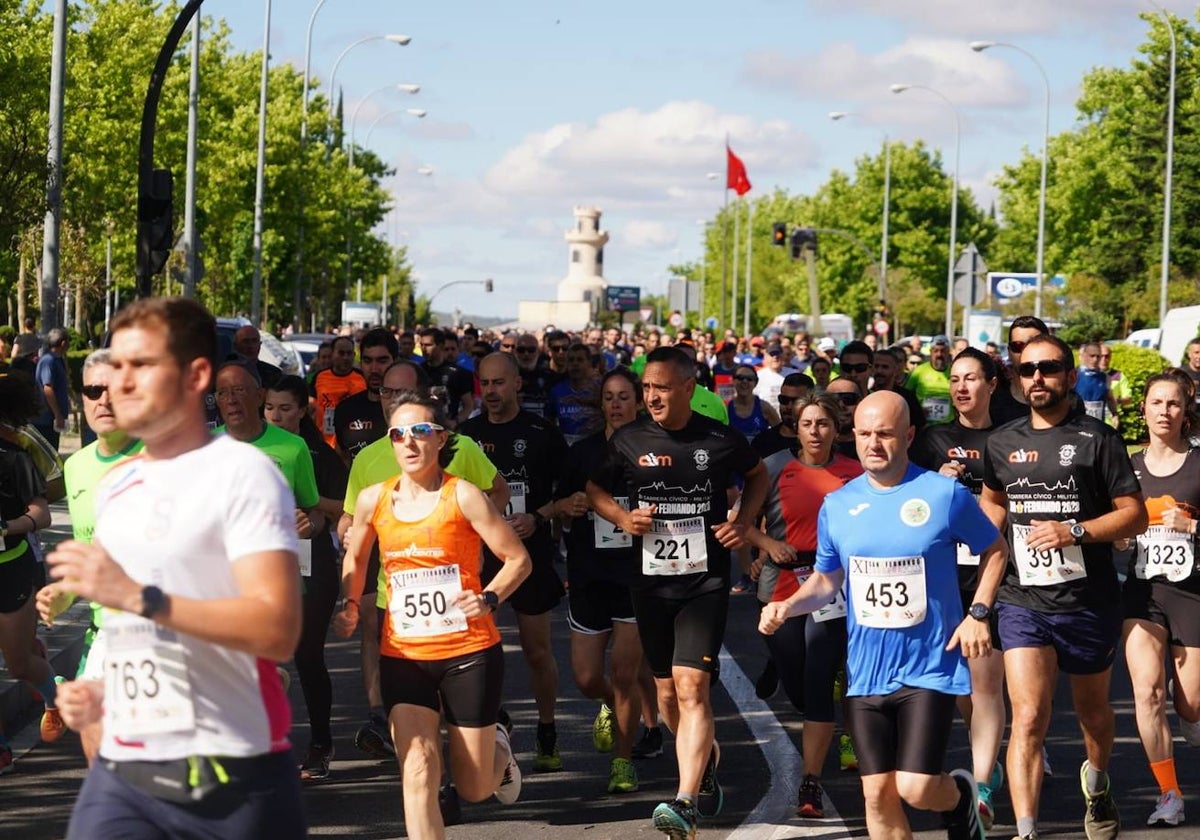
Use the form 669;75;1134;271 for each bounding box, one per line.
1057;309;1121;345
1108;344;1171;443
65;348;90;397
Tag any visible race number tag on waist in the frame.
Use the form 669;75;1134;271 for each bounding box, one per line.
956;542;981;567
1084;400;1106;421
642;516;708;576
388;564;467;638
1135;526;1196;582
298;539;312;577
104;615;196;740
1011;523;1087;586
592;496;632;549
848;555;927;629
794;570;847;622
505;481;527;516
922;397;951;422
322;408;336;437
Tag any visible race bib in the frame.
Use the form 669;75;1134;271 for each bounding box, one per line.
848;555;928;629
716;384;735;402
388;564;468;638
956;542;980;567
504;481;527;517
297;539;312;577
794;569;848;622
1012;523;1087;586
1135;526;1195;582
322;407;335;437
642;516;708;576
922;397;951;422
592;496;632;549
105;615;196;740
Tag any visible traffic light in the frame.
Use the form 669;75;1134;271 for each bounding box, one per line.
790;227;817;260
772;222;787;247
484;278;493;293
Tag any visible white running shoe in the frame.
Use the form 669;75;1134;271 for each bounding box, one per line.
494;724;522;805
1148;789;1185;827
1181;716;1200;748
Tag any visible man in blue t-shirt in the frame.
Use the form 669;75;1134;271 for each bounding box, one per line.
1074;341;1118;426
34;327;71;452
761;390;1006;840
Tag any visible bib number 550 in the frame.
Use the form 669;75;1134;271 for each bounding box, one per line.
401;590;449;619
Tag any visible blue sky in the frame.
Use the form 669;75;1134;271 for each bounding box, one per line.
194;0;1187;320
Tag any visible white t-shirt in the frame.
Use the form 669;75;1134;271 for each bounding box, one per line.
94;435;298;762
754;368;786;411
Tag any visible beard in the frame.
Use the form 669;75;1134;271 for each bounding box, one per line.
1026;385;1066;409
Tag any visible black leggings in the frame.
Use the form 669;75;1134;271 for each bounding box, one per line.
764;613;846;723
295;544;340;748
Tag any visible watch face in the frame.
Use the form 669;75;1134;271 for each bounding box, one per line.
970;603;989;620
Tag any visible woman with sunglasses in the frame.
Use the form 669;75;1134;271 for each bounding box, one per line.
264;375;349;782
727;365;780;444
746;393;862;818
335;392;531;838
910;347;1007;829
1118;370;1200;827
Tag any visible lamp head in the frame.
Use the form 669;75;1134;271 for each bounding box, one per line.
829;111;850;120
399;84;420;94
417;166;434;176
890;84;910;94
386;34;412;45
969;40;995;52
407;108;428;118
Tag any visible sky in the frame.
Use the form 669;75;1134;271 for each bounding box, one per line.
190;0;1189;321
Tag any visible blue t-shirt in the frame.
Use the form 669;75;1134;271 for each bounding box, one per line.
1074;367;1110;421
816;463;999;698
35;352;69;428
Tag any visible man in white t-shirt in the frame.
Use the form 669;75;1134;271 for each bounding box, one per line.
40;297;305;839
754;342;796;412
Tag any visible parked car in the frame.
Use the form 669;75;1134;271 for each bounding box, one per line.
282;332;333;377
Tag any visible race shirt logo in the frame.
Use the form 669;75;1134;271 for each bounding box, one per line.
349;419;372;432
1058;444;1077;467
1008;448;1038;464
849;503;870;516
638;452;673;467
947;446;980;460
513;438;527;458
899;498;931;527
384;542;446;560
693;449;710;471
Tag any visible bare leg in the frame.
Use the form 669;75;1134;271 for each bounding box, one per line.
671;666;713;797
1005;646;1057;828
516;611;557;724
389;704;445;840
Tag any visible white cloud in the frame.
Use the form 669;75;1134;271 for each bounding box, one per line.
620;220;679;250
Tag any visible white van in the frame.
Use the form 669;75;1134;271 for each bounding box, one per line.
1158;307;1200;366
1125;328;1162;351
767;313;855;344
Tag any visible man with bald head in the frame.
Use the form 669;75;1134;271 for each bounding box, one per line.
761;390;1006;840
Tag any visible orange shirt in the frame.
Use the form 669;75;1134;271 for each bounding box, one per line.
372;474;499;661
313;368;367;448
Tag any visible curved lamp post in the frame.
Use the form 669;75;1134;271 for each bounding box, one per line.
830;110;891;302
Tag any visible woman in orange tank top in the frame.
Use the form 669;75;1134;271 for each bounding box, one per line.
335;391;531;838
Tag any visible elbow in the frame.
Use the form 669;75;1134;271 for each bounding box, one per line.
513;552;533;587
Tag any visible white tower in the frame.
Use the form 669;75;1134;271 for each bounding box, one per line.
557;206;608;308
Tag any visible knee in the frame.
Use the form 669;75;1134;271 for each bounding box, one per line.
399;741;441;791
7;651;37;683
457;775;494;803
1074;698;1114;733
1009;701;1051;736
894;773;946;810
610;657;640;693
1134;680;1166;712
673;676;709;710
573;667;607;699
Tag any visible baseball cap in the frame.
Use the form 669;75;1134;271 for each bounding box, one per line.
931;334;950;348
13;333;40;358
750;336;765;347
817;337;837;353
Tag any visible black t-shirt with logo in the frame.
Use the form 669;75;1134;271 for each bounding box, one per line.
983;413;1140;613
1128;446;1200;595
559;432;637;588
333;390;386;460
911;420;994;591
517;365;563;420
750;424;796;460
459;410;568;568
590;412;761;598
423;361;474;420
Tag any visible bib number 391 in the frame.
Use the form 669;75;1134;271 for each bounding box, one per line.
848;555;928;629
642;516;708;576
389;564;467;638
1012;523;1087;586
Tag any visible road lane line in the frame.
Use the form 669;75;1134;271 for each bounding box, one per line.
719;646;853;839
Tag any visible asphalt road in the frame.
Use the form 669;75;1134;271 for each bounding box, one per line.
5;582;1198;839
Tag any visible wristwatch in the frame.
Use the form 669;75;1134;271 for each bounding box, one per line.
531;510;548;528
140;585;169;620
968;602;992;622
481;590;500;613
1069;522;1087;545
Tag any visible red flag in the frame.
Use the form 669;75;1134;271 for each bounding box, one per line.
726;144;752;196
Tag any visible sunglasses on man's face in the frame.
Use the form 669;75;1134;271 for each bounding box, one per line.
1017;359;1067;378
832;392;860;406
734;374;757;383
840;362;870;374
516;347;538;354
1007;340;1028;355
82;384;108;400
501;343;516;350
388;422;445;442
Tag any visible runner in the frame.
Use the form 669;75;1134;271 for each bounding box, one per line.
514;332;560;419
44;297;305;838
910;348;1007;828
334;390;530;839
587;346;769;839
904;334;954;426
265;375;349;782
1119;370;1200;827
726;365;779;444
312;335;366;448
548;342;602;445
747;393;862;818
558;367;652;793
760;390;1004;840
460;353;568;772
1074;342;1119;427
419;327;476;427
333;328;398;462
981;334;1148;840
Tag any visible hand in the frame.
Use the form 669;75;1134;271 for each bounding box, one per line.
54;418;67;433
711;521;746;549
506;513;536;539
749;556;765;582
46;540;139;612
938;460;965;480
36;582;77;625
623;505;656;536
56;679;104;731
1025;519;1073;552
758;601;790;635
455;590;490;619
1161;506;1194;536
295;509;314;540
559;492;590;519
947;616;993;659
333;603;359;638
763;538;798;566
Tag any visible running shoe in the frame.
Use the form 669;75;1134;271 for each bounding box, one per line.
755;660;779;700
838;733;858;772
1011;833;1039;840
652;798;699;840
797;774;824;818
607;756;639;793
533;725;563;772
1147;789;1184;827
354;713;394;759
697;741;723;818
1042;746;1052;776
298;744;333;782
730;574;754;594
40;707;66;744
494;724;522;805
593;703;615;753
832;668;846;703
988;759;1005;792
497;706;513;736
632;725;664;759
944;768;985;840
439;783;462;826
1080;760;1121;840
0;739;12;776
976;781;995;831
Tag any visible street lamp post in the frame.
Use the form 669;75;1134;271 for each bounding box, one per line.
327;34;411;121
830;111;891;302
892;83;960;339
250;0;271;326
970;40;1050;319
362;104;428;148
348;84;421;166
1146;3;1176;323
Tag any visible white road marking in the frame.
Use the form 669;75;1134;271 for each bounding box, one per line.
719;647;853;840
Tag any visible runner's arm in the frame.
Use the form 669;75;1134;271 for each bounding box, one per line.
586;480;653;535
979;485;1008;532
457;478;531;604
1072;492;1147;544
340;484;383;607
732;461;769;527
760;567;845;634
969;534;1008;609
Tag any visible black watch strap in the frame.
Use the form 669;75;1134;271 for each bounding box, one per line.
140;585;169;619
482;590;500;612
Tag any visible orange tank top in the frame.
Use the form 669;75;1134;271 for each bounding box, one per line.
372;473;499;660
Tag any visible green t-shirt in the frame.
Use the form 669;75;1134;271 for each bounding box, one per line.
903;362;954;426
691;384;730;424
217;424;320;508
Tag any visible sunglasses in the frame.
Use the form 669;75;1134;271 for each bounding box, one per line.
1007;340;1028;354
549;344;568;352
767;349;783;357
500;343;516;350
82;384;108;400
832;392;860;406
734;374;757;383
388;422;445;442
516;347;538;354
777;394;798;405
1017;359;1067;378
840;362;870;374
